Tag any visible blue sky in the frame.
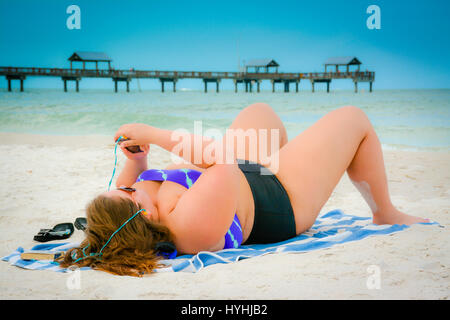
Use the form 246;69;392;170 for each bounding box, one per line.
1;0;449;90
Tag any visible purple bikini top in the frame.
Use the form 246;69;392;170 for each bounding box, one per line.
136;168;243;249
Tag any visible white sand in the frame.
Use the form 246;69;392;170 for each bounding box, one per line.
0;132;449;300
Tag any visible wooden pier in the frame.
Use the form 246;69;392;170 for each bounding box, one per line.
0;54;375;93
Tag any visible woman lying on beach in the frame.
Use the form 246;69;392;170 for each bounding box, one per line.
60;103;428;276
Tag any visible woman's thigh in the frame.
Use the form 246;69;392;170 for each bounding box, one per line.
272;106;370;233
225;102;288;163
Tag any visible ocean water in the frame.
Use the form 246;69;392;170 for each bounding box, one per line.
0;88;449;151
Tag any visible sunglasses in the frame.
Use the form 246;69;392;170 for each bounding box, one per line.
116;187;149;218
116;187;136;194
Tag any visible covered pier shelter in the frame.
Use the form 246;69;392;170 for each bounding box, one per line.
68;51;112;70
324;56;361;73
244;59;279;73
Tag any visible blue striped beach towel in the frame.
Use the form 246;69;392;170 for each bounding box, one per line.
1;209;439;273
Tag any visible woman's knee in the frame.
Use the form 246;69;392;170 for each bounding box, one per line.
244;102;274;113
338;105;369;120
336;106;372;133
236;102;287;145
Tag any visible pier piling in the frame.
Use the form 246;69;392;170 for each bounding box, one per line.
62;76;81;92
160;78;177;93
6;74;26;92
113;77;131;93
310;79;331;93
203;78;220;93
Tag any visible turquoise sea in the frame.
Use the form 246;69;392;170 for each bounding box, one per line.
0;88;449;151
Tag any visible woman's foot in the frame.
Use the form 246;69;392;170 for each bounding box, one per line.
373;208;430;225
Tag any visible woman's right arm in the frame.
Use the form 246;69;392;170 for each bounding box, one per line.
115;143;149;187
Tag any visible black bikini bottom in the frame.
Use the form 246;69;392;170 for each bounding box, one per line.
237;159;296;244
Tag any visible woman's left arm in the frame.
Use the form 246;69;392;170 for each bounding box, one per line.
114;124;219;169
115;144;149;187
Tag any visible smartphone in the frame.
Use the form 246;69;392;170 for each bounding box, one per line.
118;138;142;153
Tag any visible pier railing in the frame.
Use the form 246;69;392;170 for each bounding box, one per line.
1;66;375;93
0;66;375;81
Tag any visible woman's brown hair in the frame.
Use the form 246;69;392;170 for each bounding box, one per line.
59;195;174;277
